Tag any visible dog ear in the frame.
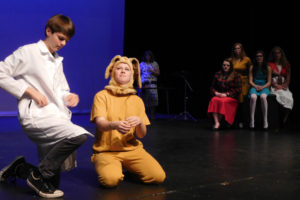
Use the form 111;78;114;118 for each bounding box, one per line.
105;55;122;79
130;58;141;88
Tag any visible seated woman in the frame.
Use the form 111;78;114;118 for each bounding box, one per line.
208;59;242;130
90;55;166;187
268;46;293;126
248;50;272;129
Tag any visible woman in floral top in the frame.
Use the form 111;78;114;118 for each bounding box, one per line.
268;46;293;126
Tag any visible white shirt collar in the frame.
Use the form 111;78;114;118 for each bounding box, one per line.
37;40;62;61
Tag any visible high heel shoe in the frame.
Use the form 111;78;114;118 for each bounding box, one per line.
263;122;268;131
212;127;220;131
263;126;268;131
249;122;255;130
212;124;220;131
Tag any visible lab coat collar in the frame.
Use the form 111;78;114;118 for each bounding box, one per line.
37;40;63;62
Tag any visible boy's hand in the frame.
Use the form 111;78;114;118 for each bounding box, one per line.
25;87;48;107
65;93;79;107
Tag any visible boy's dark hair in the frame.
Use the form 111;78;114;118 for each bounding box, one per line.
45;14;75;39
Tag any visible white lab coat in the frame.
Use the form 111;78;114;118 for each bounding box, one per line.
0;40;93;171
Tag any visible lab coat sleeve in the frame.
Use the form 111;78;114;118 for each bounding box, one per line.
59;67;71;102
0;47;29;99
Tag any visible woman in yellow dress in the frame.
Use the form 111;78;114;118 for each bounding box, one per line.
229;43;252;128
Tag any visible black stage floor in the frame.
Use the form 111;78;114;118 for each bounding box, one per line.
1;114;300;200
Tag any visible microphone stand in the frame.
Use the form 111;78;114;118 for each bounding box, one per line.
174;74;198;122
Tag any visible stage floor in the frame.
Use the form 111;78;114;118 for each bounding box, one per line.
1;114;300;199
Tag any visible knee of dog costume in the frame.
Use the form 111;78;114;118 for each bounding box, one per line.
98;173;124;188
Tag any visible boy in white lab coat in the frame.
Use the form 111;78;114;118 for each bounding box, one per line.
0;14;92;198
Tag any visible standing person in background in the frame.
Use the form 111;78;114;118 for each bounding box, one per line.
208;59;242;130
248;50;272;130
140;50;160;119
268;46;293;127
229;42;252;128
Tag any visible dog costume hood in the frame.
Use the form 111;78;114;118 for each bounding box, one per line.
104;55;141;95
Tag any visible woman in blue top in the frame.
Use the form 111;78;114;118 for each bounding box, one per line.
248;50;272;129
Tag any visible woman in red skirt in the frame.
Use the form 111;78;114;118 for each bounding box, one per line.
208;59;242;130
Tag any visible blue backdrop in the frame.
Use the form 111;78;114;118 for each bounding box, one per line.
0;0;125;115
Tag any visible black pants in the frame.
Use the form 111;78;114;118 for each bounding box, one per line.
17;134;87;187
38;134;88;178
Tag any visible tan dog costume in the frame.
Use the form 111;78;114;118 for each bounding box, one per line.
90;55;166;187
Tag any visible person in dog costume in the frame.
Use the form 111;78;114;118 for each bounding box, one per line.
90;55;166;187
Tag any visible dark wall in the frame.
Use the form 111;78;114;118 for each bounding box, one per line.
124;1;299;121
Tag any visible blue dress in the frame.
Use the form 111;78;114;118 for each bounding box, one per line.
248;68;270;96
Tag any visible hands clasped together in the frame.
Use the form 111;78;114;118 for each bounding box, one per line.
112;116;142;134
215;91;228;98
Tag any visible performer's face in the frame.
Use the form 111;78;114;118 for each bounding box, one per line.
234;45;242;56
44;27;69;53
274;49;282;60
222;61;231;72
256;53;264;64
114;63;132;85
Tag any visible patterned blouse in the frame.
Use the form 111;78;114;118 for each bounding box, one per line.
268;62;290;85
210;71;242;99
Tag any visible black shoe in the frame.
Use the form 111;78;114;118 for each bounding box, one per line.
263;123;268;131
27;171;64;198
0;156;26;183
212;127;220;131
238;122;244;129
263;127;269;131
48;172;61;189
212;124;221;131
